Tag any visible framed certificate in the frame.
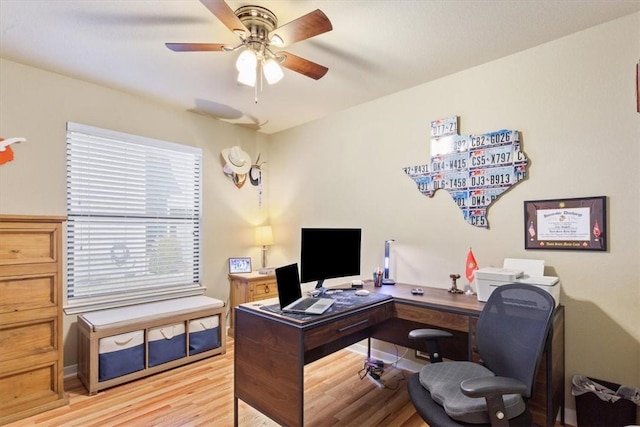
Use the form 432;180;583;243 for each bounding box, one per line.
524;196;606;251
229;257;252;274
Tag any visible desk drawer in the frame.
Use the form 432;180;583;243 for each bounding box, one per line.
394;303;471;333
305;304;392;351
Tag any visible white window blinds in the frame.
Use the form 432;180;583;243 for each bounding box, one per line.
65;122;204;313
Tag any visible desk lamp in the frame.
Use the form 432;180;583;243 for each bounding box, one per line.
255;225;274;274
383;239;395;285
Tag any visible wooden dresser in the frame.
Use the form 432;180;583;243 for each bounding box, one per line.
228;271;277;336
0;215;68;424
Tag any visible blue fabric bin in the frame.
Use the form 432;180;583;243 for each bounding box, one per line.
189;315;220;355
98;330;145;382
148;323;187;367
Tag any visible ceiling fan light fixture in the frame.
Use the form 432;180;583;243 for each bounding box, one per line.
166;1;333;95
237;68;256;87
235;49;257;73
270;34;284;47
263;58;284;84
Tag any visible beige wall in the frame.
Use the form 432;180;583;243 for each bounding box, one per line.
0;58;270;365
267;13;640;414
1;11;638;418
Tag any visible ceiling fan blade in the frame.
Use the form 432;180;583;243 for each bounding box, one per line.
199;0;247;35
269;9;332;47
166;43;227;52
278;52;328;80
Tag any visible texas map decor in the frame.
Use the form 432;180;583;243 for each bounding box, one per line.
404;116;529;228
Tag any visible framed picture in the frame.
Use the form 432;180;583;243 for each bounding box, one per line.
524;196;606;251
229;257;252;274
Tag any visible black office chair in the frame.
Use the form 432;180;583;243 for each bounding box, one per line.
407;283;555;427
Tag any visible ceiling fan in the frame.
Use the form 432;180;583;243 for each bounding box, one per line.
166;0;333;88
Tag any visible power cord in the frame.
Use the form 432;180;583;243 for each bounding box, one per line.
357;349;411;391
359;358;385;388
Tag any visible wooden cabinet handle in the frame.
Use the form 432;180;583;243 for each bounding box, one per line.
10;249;21;254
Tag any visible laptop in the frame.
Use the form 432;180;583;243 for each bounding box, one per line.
275;263;335;315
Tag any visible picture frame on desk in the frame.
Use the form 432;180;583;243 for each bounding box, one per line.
524;196;607;251
229;257;252;274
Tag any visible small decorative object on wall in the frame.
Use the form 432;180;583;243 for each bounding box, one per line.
524;196;607;251
250;153;267;206
0;137;26;165
221;146;252;189
404;116;528;228
229;257;252;274
636;61;639;113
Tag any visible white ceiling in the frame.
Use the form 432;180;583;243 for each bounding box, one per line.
2;1;639;134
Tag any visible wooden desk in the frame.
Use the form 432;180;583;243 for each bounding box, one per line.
233;283;564;427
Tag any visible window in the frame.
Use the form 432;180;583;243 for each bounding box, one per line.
65;122;203;313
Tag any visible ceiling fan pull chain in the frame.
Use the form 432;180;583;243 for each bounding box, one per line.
254;78;258;104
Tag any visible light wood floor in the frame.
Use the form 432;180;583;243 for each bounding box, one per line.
6;338;427;427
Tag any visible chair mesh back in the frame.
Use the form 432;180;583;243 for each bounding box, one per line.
476;284;555;398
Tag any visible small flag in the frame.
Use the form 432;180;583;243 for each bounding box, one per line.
466;248;478;283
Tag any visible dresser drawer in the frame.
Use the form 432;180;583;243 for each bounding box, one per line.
250;280;277;300
304;303;393;351
0;269;58;315
0;360;62;418
0;222;61;266
0;317;57;367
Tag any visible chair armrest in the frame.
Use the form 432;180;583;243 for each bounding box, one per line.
460;376;527;398
460;377;528;427
408;329;453;362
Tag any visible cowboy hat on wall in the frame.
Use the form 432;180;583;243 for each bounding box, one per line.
221;146;251;188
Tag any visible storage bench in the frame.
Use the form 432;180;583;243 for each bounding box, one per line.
77;296;226;394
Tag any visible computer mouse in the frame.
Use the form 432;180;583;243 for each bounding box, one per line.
355;289;370;296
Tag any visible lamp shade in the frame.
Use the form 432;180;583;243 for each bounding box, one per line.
255;225;274;246
236;49;257;73
237;69;256;87
263;58;284;85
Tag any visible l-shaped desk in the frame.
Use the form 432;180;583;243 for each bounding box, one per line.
233;282;564;427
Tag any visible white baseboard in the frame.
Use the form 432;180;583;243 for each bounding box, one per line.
64;364;78;379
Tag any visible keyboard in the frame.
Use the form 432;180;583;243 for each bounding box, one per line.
289;298;318;311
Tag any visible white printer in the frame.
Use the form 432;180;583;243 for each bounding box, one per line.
475;258;559;304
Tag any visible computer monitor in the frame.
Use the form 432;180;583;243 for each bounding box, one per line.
300;227;362;289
